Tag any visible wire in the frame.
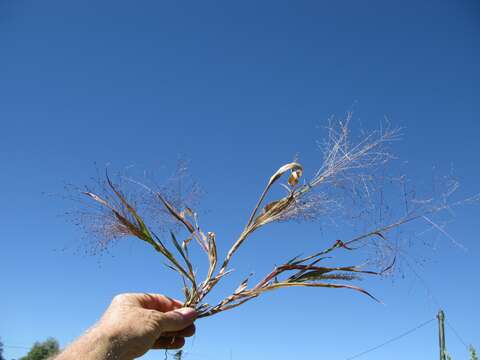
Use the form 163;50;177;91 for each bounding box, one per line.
400;253;442;309
445;318;469;350
401;253;470;351
345;318;436;360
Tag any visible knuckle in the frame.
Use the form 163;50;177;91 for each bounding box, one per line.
112;293;127;304
148;310;165;328
112;294;123;302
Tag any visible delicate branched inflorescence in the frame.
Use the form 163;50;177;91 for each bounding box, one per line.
76;115;475;317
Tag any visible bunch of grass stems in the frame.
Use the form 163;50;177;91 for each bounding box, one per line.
80;117;473;318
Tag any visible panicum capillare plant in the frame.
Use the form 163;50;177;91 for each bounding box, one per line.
73;114;479;317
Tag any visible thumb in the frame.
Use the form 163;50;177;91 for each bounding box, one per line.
157;307;197;333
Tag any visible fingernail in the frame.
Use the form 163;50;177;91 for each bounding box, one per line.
175;307;198;320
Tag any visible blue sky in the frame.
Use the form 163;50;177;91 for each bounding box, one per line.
0;1;479;359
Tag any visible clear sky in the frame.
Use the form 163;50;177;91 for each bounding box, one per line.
1;1;479;359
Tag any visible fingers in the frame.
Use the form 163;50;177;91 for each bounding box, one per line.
139;294;184;312
156;307;197;333
152;309;196;350
152;336;185;349
118;293;184;312
162;324;196;338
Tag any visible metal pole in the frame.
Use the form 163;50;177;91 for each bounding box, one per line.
437;310;446;360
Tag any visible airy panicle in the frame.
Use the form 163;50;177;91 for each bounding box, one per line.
75;116;473;317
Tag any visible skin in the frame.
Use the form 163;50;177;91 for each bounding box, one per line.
55;293;197;360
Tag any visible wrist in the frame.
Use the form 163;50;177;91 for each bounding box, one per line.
56;323;130;360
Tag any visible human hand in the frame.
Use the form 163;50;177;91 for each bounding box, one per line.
95;293;197;359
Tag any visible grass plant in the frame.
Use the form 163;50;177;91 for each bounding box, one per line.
74;115;477;318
